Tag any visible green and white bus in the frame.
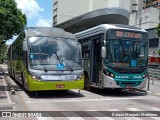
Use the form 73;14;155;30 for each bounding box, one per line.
75;24;148;91
7;27;84;91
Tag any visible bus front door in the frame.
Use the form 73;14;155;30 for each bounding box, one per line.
90;39;101;86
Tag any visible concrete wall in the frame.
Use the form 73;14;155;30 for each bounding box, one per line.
107;0;120;7
92;0;108;11
147;28;160;55
129;7;160;29
122;0;132;12
57;0;89;24
130;7;160;55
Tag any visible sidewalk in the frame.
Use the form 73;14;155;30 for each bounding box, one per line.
0;64;14;112
145;78;160;96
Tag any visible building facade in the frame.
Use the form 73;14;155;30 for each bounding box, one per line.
53;0;145;26
129;7;160;55
145;0;160;9
52;0;160;55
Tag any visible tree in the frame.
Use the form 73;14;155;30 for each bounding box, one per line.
156;23;160;37
0;0;26;62
157;49;160;56
156;23;160;56
0;0;27;41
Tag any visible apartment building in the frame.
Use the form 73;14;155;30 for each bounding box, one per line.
53;0;145;26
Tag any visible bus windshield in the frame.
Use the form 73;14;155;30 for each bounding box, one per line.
28;37;82;71
104;38;148;68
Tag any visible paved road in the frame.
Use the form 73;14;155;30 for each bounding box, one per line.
0;64;160;120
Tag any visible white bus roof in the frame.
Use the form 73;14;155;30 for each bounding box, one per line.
24;27;76;39
75;24;147;39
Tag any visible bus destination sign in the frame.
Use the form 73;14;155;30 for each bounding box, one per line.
116;31;142;38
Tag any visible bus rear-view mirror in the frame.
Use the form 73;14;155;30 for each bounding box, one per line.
23;41;27;51
102;46;106;58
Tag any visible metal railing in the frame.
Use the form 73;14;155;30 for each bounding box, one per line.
148;68;160;85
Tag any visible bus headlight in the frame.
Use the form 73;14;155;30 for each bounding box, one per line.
143;73;148;78
77;75;83;80
103;68;114;78
31;75;40;80
110;74;114;78
32;76;36;79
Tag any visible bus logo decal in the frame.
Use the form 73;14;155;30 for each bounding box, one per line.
57;63;64;69
131;60;137;67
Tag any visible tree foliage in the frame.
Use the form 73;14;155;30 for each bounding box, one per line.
157;49;160;56
156;23;160;37
0;0;27;41
156;23;160;56
0;0;26;62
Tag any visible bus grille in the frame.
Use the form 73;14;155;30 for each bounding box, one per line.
110;67;146;74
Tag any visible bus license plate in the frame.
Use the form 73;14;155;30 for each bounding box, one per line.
126;85;132;89
56;84;65;88
64;76;75;80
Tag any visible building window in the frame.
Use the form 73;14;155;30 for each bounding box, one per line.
149;38;159;48
132;4;138;6
53;15;57;22
53;22;57;26
54;1;58;6
132;10;137;12
158;1;160;7
53;8;57;14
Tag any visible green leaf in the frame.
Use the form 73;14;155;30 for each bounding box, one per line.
0;0;27;62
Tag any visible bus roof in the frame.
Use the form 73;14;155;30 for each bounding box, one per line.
75;24;147;39
24;27;76;39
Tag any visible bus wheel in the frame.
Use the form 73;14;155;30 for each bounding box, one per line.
114;88;122;93
12;68;15;79
84;76;91;91
21;72;25;90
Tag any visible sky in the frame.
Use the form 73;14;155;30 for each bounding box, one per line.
16;0;52;27
6;0;52;45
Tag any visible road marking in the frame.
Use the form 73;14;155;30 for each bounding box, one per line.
127;108;160;120
86;110;114;120
67;117;85;120
127;108;142;111
62;111;85;120
106;109;120;111
151;107;160;111
26;97;146;104
107;109;142;120
37;117;54;120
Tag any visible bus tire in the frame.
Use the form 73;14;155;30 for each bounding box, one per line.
114;88;122;93
21;72;26;90
12;68;15;79
84;74;91;91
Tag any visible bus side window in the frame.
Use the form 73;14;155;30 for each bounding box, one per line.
82;39;90;59
82;46;90;59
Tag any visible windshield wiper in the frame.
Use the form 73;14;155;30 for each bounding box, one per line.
54;51;63;65
54;51;74;72
61;60;74;72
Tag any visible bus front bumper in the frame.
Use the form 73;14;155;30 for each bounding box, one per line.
27;78;84;91
103;75;147;89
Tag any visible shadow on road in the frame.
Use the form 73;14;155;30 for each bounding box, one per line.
26;90;85;99
87;87;147;97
